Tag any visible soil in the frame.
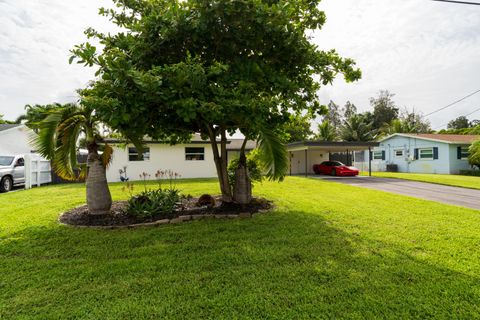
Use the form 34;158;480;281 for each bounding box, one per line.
59;196;273;227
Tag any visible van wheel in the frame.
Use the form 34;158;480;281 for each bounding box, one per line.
0;176;13;193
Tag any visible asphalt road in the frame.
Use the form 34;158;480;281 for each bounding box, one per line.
316;176;480;210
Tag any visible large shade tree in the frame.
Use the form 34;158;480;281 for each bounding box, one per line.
72;0;361;203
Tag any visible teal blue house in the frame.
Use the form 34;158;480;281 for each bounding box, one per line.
366;134;478;174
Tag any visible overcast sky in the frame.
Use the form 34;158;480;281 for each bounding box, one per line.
1;0;479;129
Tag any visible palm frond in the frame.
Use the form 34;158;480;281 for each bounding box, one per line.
54;115;85;180
31;112;63;160
257;128;289;181
101;144;114;168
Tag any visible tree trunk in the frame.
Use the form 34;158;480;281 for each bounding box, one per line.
86;142;112;215
207;125;233;203
233;150;252;204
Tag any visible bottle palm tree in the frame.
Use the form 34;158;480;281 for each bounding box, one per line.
33;103;113;214
232;128;288;204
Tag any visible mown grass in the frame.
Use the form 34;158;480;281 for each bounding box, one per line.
1;177;480;319
361;171;480;190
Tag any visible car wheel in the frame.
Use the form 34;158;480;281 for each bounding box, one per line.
330;169;336;176
0;176;13;193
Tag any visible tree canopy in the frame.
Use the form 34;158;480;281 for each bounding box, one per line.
72;0;361;201
370;90;399;130
448;116;471;130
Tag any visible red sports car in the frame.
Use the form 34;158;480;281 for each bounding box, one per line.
313;161;359;176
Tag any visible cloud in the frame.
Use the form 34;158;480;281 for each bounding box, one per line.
315;0;480;128
0;0;479;129
0;0;116;118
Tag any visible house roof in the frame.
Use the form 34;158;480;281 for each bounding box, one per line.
104;134;257;150
0;124;22;132
380;133;480;144
287;140;379;152
226;139;257;151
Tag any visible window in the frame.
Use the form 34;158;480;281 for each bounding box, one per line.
460;146;469;160
419;148;433;160
128;147;150;161
185;147;205;161
373;151;383;160
394;150;404;157
15;158;24;167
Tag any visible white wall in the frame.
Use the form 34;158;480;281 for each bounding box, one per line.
106;143;218;182
289;150;329;175
0;126;33;155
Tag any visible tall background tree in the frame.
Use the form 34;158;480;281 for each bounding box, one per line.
72;0;361;204
448;116;472;130
316;121;337;141
282;114;314;143
342;101;357;120
381;108;431;135
340;113;375;141
370;90;399;130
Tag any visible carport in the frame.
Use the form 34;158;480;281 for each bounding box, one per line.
287;141;380;177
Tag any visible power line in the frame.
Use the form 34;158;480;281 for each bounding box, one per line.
434;106;480;129
432;0;480;5
424;89;480;117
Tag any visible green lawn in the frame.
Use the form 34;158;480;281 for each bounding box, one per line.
361;171;480;190
1;177;480;319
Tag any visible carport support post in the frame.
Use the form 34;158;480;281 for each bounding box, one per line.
368;146;372;177
305;149;308;177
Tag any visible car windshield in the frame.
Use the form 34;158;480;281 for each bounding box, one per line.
331;161;345;166
0;156;14;166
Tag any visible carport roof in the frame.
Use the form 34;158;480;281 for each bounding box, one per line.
287;140;379;152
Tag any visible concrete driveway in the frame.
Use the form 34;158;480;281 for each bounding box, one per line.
315;176;480;210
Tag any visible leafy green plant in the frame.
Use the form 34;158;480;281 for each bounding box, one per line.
459;169;480;177
468;140;480;169
127;189;180;219
228;149;263;187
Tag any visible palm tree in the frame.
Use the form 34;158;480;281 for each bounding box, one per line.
34;103;113;214
316;121;337;141
340;114;376;142
380;119;415;136
232;128;288;204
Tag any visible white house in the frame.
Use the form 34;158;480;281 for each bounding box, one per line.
366;133;479;174
0;124;34;155
105;135;256;182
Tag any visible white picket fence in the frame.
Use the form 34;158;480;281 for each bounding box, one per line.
24;154;52;189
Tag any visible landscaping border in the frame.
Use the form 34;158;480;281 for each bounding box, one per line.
58;209;271;230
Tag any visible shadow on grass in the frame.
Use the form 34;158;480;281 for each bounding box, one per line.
1;210;479;319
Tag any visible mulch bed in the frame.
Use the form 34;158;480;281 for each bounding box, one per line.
59;196;273;228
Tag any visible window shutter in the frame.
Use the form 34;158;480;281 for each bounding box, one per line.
457;146;462;159
433;147;439;160
414;148;419;160
381;151;386;160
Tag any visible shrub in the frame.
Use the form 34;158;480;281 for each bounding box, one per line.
228;149;263;187
127;188;180;218
459;169;480;177
468;140;480;169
